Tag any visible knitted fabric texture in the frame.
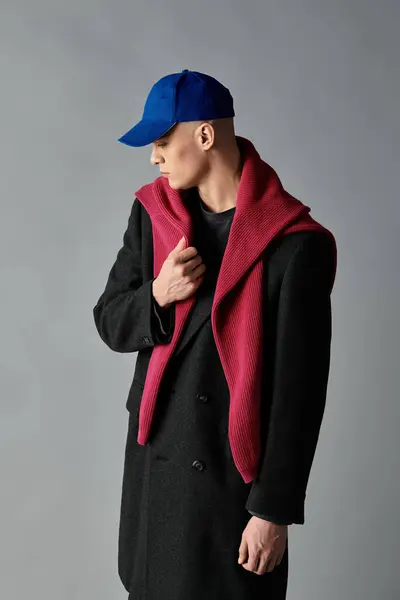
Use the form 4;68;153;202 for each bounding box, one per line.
134;135;337;483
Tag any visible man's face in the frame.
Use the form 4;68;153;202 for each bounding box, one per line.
150;122;209;190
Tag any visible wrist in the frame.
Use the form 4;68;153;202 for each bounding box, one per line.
152;279;171;309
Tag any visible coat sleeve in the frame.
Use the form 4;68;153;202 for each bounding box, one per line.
247;510;293;525
92;198;175;352
245;232;336;524
152;296;175;338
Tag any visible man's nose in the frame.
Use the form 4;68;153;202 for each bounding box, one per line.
150;146;160;166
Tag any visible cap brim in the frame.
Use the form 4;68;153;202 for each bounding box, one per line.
117;119;177;147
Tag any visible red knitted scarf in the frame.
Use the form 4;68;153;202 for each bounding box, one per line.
135;136;337;483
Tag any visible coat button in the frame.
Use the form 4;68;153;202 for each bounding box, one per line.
196;392;209;403
192;460;205;472
141;336;150;344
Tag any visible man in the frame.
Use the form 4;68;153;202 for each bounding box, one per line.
93;69;337;600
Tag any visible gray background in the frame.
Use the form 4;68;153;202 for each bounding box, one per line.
1;1;399;598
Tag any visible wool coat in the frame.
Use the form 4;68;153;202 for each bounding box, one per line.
92;194;335;600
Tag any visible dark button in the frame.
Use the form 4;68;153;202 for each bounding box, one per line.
155;454;169;462
141;336;150;344
196;392;209;403
192;460;205;472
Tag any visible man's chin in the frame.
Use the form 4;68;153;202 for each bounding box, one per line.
164;177;191;191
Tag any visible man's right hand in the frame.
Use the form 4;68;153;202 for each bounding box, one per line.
152;236;206;308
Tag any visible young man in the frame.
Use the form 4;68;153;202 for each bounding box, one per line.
93;69;337;600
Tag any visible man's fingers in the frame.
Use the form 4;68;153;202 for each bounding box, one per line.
238;537;248;564
265;555;278;573
242;550;281;575
242;547;260;573
255;553;271;575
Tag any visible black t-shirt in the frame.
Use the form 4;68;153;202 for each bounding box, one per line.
186;187;236;294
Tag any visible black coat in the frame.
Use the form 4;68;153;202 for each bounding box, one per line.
93;196;335;600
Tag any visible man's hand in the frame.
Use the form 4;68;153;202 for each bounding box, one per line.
238;517;288;575
152;236;206;308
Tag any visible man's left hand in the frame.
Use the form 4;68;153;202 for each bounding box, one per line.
238;516;288;575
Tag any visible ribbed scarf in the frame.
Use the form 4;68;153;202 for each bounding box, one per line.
134;136;337;483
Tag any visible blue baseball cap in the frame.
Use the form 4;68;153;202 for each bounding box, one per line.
117;69;235;147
